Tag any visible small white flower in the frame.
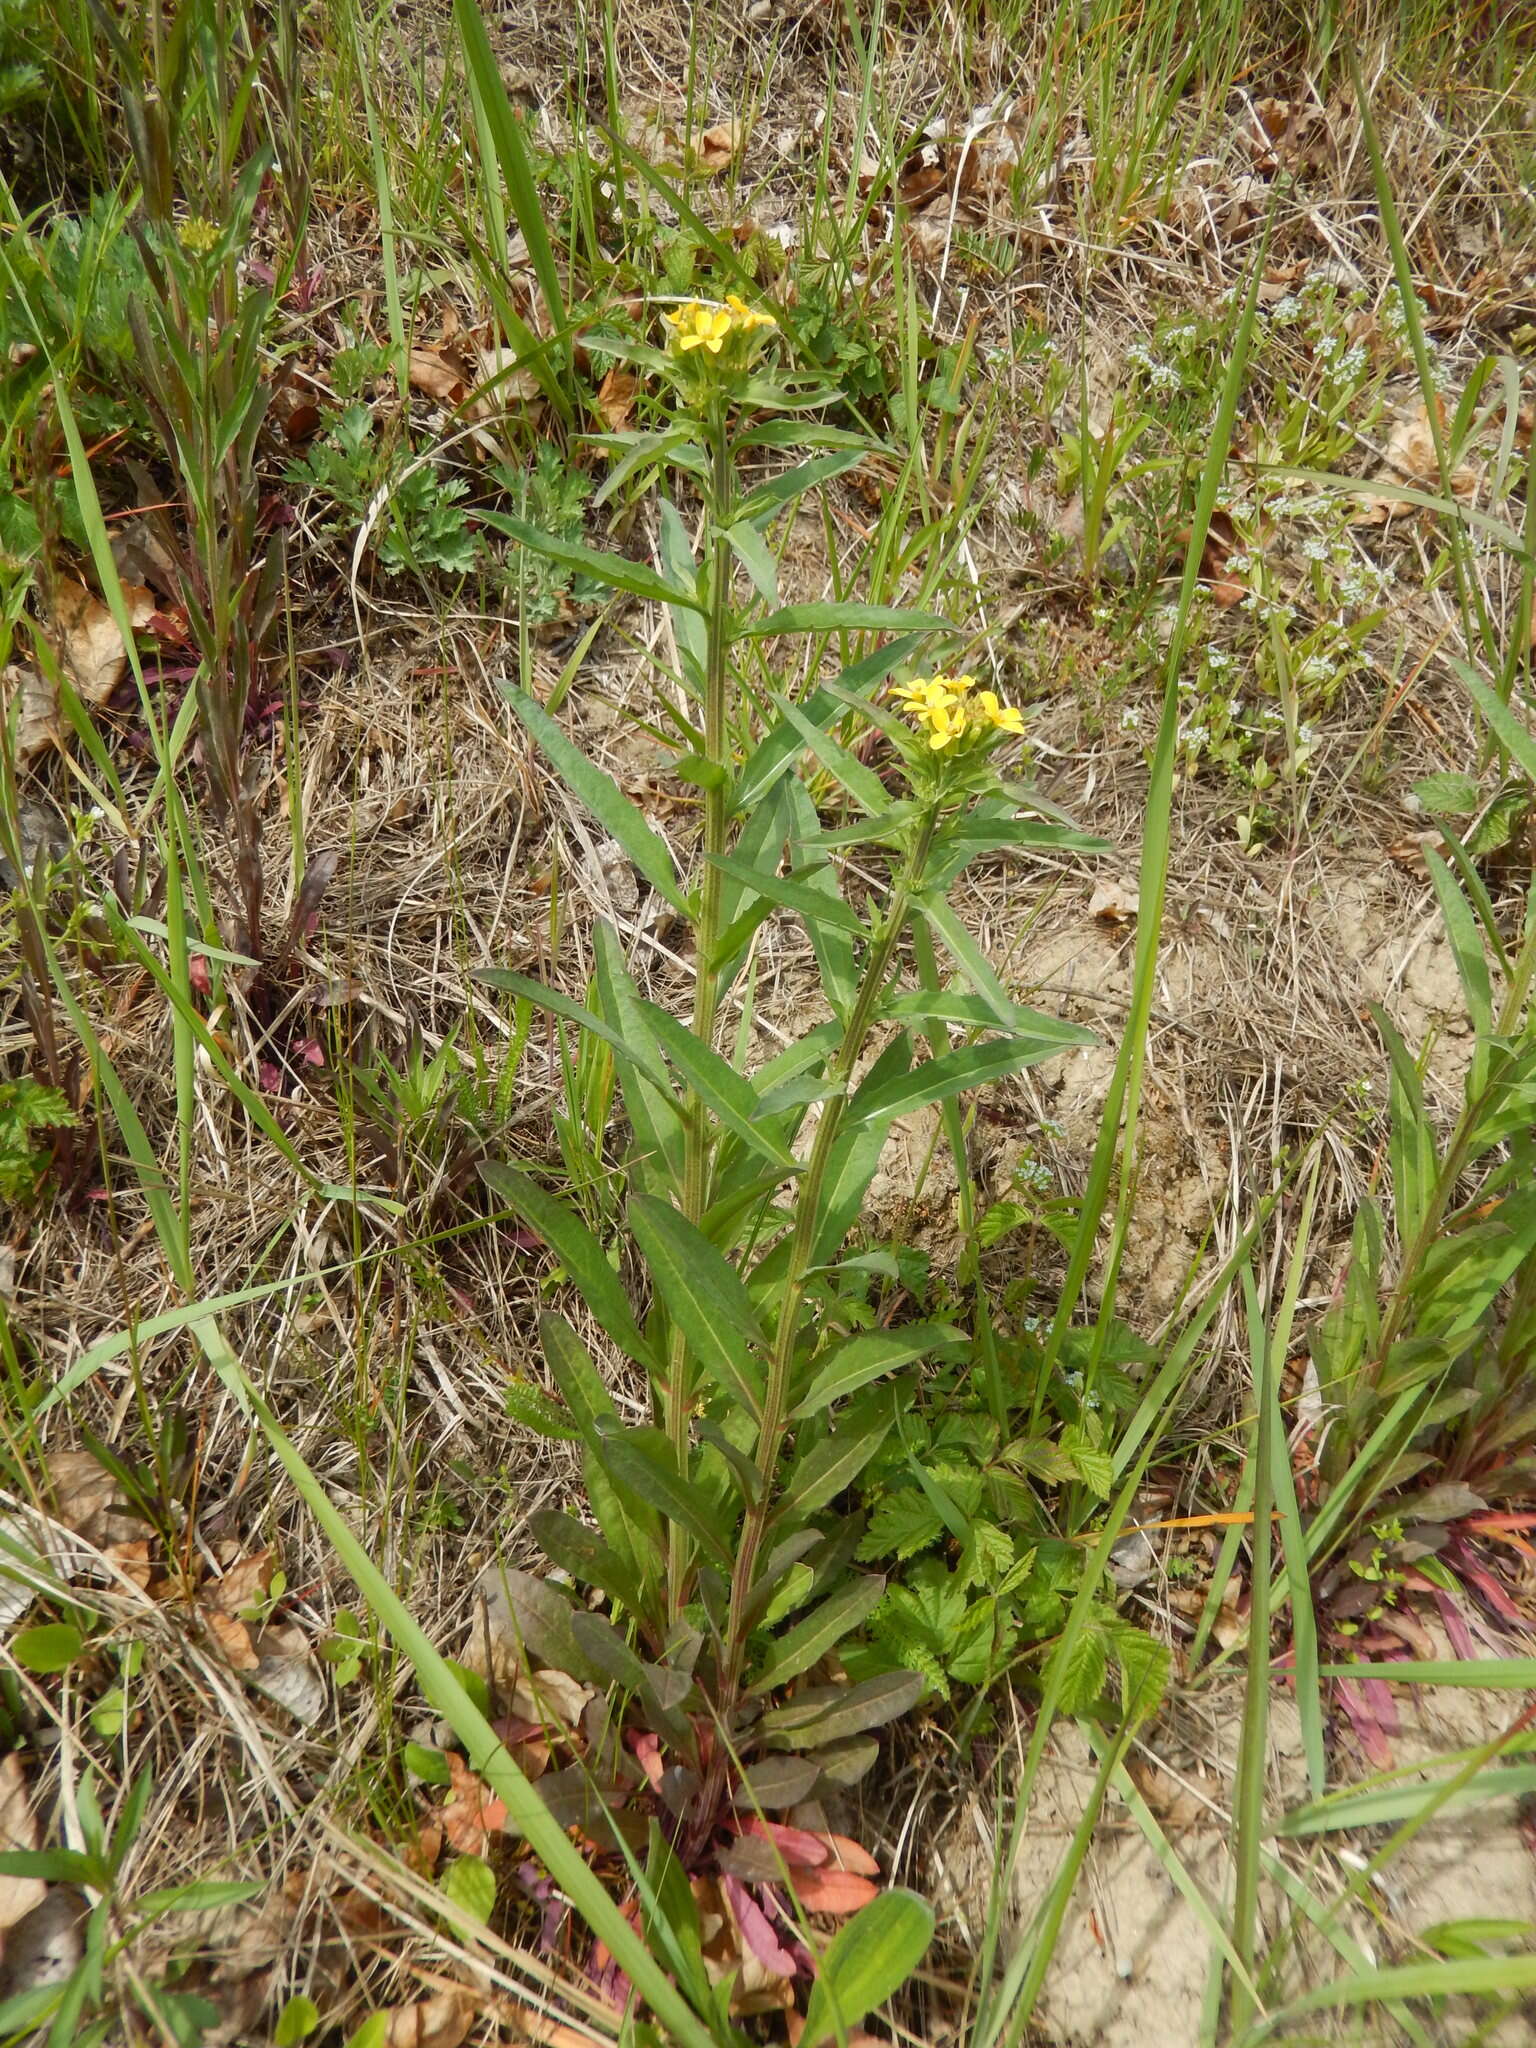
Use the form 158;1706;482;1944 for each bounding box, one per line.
1118;704;1141;732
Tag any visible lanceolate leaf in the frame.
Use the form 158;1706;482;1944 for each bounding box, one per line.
528;1510;646;1617
847;1030;1090;1125
768;691;890;816
593;1421;733;1563
481;513;706;614
778;1392;896;1519
481;1165;656;1371
749;1574;888;1693
756;1669;926;1748
638;1003;798;1171
629;1194;768;1420
743;601;948;638
499;686;688;912
705;853;866;933
790;1324;965;1419
476;970;676;1100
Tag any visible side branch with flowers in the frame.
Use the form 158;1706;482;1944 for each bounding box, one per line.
473;294;1123;2026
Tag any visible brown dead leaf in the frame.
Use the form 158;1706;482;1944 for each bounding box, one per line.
898;140;951;208
696;120;743;172
385;1989;475;2048
204;1608;259;1672
1124;1755;1212;1829
205;1548;274;1617
103;1539;153;1591
595;367;637;434
1;663;59;765
473;345;540;416
786;1866;878;1914
407;346;467;406
441;1752;508;1855
53;577;155;703
0;1755;44;1933
249;1623;327;1724
504;2006;594;2048
525;1667;593;1728
1352;398;1479;524
1186;507;1248;606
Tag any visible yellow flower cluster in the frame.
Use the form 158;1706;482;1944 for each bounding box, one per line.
889;672;1026;751
664;295;776;355
176;216;221;256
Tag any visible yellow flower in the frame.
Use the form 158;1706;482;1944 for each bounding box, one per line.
665;302;734;354
925;700;968;749
724;293;776;333
664;296;777;358
176;216;221;256
888;672;1024;753
975;689;1026;735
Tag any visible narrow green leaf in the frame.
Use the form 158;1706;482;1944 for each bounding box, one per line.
847;1031;1088;1125
593;1422;732;1563
480;513;704;614
453;0;567;376
499;686;688;911
916;894;1020;1023
756;1669;926;1747
724;521;779;604
779;1393;895;1518
743;601;948;637
800;1891;936;2048
480;1165;656;1371
630;1194;768;1419
475;969;675;1098
790;1323;964;1419
528;1510;647;1616
750;1574;887;1693
705;853;866;933
737;449;871;525
638;1004;797;1171
768;690;891;815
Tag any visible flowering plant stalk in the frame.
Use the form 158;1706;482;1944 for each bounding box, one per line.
477;289;1105;2018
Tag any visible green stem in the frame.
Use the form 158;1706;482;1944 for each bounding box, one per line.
663;400;736;1615
715;805;940;1709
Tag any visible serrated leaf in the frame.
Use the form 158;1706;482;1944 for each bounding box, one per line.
439;1854;497;1926
503;1379;581;1441
1065;1440;1114;1499
629;1194;767;1419
1053;1618;1109;1714
857;1491;946;1562
498;684;688;911
750;1575;887;1694
1412;771;1480;816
